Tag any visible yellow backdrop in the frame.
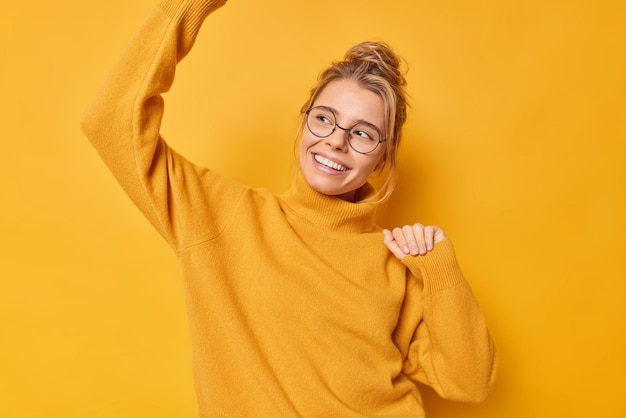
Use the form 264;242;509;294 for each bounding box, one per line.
1;0;624;417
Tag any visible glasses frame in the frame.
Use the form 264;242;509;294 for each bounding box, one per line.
305;106;386;155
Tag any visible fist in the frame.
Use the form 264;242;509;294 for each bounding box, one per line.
383;224;446;259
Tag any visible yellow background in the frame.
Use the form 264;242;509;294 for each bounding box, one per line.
1;0;625;416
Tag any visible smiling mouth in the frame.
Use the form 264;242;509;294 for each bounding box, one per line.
314;154;348;172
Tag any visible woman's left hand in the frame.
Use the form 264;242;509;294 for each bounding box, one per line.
383;224;446;259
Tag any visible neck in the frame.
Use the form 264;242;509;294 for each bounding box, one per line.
279;171;380;233
337;189;356;202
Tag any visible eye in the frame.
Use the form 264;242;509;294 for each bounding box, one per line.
317;114;333;125
352;127;376;141
309;108;335;126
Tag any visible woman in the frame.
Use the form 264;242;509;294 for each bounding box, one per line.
82;0;497;416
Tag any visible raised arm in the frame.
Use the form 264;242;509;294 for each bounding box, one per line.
81;0;241;249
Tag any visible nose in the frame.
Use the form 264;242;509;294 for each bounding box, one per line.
325;124;350;151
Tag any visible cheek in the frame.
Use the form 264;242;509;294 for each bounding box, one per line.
298;133;322;158
297;135;314;168
297;136;308;162
360;151;386;174
375;152;386;170
350;156;377;179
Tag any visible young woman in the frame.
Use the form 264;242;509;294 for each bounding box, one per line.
82;0;497;416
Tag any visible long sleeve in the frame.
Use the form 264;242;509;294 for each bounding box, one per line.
81;0;241;250
393;238;497;402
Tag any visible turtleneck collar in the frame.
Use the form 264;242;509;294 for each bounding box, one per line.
278;171;380;233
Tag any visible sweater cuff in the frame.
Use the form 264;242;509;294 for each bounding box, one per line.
401;238;466;293
158;0;228;41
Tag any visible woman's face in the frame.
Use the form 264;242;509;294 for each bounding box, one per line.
298;79;386;201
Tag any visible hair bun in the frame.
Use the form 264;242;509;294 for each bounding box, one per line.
342;41;406;87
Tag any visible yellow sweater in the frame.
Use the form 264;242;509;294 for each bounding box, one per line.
82;0;497;416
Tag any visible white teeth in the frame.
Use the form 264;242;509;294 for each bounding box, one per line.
314;155;347;171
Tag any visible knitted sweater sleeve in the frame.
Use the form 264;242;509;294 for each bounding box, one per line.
393;238;498;402
81;0;240;250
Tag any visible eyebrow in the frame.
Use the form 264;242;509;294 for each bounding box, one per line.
318;105;383;135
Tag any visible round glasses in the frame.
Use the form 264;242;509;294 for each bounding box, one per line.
305;106;385;154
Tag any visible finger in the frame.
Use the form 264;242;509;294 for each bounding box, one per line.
424;226;435;251
392;227;411;255
434;227;446;244
410;223;427;255
402;225;419;255
383;229;406;260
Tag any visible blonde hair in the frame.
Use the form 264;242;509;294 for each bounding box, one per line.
300;41;409;203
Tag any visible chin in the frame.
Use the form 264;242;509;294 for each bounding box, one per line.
300;160;361;198
308;177;361;202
